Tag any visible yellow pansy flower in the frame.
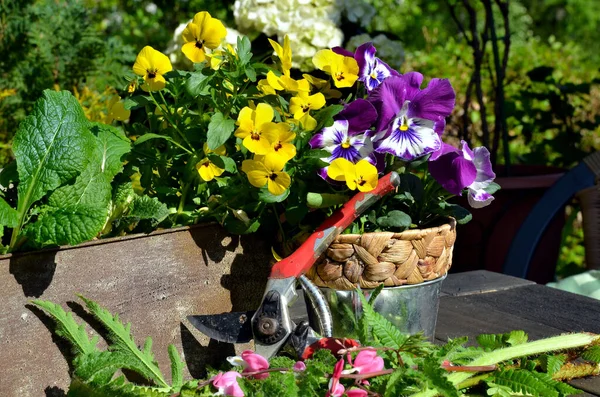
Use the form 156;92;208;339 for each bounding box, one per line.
196;142;227;181
269;126;296;162
303;74;342;99
312;49;359;88
206;44;236;70
327;158;378;192
257;79;277;95
268;35;292;75
242;153;291;195
196;158;225;181
265;71;310;94
133;46;173;92
105;95;131;124
289;92;326;120
181;11;227;63
234;103;282;155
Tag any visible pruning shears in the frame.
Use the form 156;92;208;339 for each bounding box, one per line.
188;172;401;359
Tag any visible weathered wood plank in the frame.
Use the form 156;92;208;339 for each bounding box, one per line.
441;269;535;296
0;225;272;397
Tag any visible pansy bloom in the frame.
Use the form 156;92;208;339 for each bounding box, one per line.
327;158;378;192
181;11;227;63
105;95;130;124
428;141;496;208
132;46;173;92
242;153;291;195
309;99;378;178
334;42;399;92
196;143;226;182
312;49;359;88
368;73;456;161
234;103;286;155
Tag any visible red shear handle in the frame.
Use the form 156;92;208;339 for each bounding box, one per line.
270;172;400;279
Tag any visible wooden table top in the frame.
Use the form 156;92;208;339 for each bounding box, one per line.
436;270;600;396
293;270;600;396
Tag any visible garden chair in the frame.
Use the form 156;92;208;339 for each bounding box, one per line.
503;151;600;279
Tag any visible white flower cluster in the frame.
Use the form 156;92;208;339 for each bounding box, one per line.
233;0;344;71
347;33;405;70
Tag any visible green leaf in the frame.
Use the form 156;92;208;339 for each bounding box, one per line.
314;105;344;129
422;358;460;397
491;369;558;397
377;210;412;230
506;330;528;346
581;346;600;363
306;192;348;208
223;217;260;234
477;333;508;350
258;187;290;203
539;354;566;376
439;202;472;224
0;197;18;227
32;300;99;356
185;71;212;97
357;288;408;349
24;204;108;247
134;133;180;147
245;65;257;82
236;36;253;65
207;112;235;150
27;123;131;247
73;351;147;386
78;295;169;388
168;345;184;390
11;90;96;248
305;149;331;158
68;377;171;397
399;173;424;201
122;96;151;110
484;182;501;195
128;195;170;225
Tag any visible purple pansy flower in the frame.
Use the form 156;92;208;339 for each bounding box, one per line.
367;74;456;161
309;99;378;179
333;43;399;92
428;140;496;208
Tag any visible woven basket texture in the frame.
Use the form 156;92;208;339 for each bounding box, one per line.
307;219;457;290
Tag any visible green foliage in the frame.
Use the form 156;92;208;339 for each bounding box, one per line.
34;293;599;396
0;90;163;252
0;0;135;166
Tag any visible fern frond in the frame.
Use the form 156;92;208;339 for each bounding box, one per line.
168;344;184;390
491;369;559;397
420;358;460;397
581;345;600;363
528;371;581;396
539;354;567;375
77;295;169;388
69;376;172;397
357;289;408;349
32;299;99;356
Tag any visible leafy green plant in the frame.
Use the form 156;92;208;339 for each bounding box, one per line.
0;90;167;253
33;291;600;396
0;0;135;166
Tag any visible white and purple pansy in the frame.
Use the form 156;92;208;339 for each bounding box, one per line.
367;73;456;161
333;43;399;92
309;99;378;179
428;141;496;208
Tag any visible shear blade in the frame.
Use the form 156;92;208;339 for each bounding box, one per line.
187;311;255;343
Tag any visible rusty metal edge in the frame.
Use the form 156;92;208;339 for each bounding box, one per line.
0;222;221;263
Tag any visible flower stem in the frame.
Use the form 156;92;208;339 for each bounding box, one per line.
149;92;194;154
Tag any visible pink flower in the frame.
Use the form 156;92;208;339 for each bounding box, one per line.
293;361;306;372
227;350;270;379
347;389;368;397
345;350;384;374
326;358;346;397
212;371;244;397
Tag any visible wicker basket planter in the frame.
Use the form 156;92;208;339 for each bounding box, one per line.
307;219;457;290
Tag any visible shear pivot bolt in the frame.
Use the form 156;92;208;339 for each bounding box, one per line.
257;317;279;336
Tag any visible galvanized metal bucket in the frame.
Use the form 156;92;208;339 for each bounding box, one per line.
305;275;446;340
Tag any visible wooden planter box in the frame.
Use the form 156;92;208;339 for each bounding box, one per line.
0;224;272;396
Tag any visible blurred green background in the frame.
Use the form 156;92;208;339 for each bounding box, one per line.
0;0;598;276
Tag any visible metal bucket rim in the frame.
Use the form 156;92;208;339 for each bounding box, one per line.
316;274;447;292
